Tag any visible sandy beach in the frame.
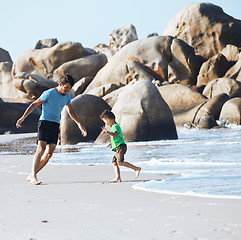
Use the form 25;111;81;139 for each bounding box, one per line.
0;147;241;240
2;0;241;239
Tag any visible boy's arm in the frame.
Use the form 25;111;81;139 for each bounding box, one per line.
16;98;43;128
101;126;117;137
66;104;87;137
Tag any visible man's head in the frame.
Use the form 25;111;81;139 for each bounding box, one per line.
58;74;75;95
100;110;116;126
59;74;75;87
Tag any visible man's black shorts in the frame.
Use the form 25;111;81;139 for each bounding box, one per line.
37;120;60;145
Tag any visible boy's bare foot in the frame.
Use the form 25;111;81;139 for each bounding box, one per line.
109;178;122;183
135;167;141;179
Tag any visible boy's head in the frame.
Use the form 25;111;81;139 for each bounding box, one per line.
100;110;116;126
100;110;115;120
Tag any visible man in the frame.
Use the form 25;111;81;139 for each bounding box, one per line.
16;74;87;185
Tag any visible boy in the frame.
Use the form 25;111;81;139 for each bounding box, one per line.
16;74;87;185
100;110;141;182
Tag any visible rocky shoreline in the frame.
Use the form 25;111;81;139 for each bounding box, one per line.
1;3;241;144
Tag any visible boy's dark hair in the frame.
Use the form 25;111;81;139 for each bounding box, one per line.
100;110;115;120
59;74;75;87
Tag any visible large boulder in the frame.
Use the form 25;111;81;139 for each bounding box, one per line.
109;24;138;52
102;87;125;108
0;101;41;134
198;115;218;129
203;78;241;99
60;94;111;145
53;53;107;82
219;97;241;124
87;83;122;98
157;84;207;115
225;52;241;81
12;41;94;80
97;79;177;142
11;42;105;99
0;48;24;101
35;38;58;49
0;48;12;63
94;24;138;60
72;77;94;96
197;54;231;87
0;62;26;102
174;94;229;127
163;3;241;59
13;73;58;100
85;36;200;96
221;44;240;62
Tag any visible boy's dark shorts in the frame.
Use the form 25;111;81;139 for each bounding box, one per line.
112;144;127;163
37;120;60;145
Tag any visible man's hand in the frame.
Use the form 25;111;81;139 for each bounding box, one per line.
77;124;87;137
15;98;43;129
81;128;87;137
16;117;25;128
67;105;87;137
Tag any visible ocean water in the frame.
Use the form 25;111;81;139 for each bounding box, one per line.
1;124;241;199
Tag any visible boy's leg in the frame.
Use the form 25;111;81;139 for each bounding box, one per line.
118;161;141;179
110;160;122;183
116;144;141;179
28;140;47;185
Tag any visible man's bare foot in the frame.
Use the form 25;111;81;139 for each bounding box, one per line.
27;174;32;182
29;176;41;185
135;167;141;179
109;178;122;183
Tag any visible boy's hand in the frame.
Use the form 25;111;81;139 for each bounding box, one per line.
101;126;108;134
107;143;111;148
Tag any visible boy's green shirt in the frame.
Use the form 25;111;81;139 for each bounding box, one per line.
110;123;125;151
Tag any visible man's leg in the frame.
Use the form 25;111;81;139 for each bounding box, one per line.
37;143;56;173
28;140;47;185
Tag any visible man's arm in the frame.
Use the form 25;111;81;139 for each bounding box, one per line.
66;104;87;137
16;98;43;128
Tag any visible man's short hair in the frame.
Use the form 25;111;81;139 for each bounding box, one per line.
100;110;115;120
59;74;75;87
